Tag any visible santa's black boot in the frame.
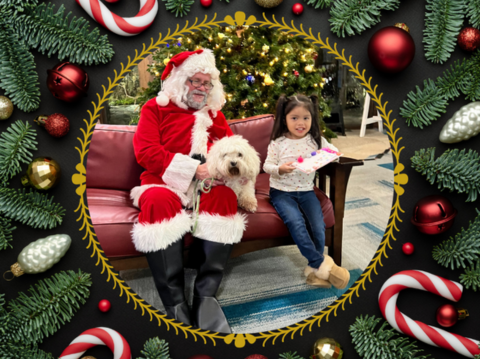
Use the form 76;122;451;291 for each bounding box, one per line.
192;240;233;333
145;239;191;325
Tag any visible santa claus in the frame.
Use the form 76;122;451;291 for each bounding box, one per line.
131;49;244;333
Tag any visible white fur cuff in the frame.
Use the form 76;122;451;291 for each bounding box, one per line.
162;153;200;193
194;212;247;244
131;210;192;252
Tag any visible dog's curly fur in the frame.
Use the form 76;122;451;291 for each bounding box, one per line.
207;135;260;212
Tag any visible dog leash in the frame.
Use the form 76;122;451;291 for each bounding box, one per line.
191;177;214;234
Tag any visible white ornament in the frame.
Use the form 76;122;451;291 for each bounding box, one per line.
439;102;480;143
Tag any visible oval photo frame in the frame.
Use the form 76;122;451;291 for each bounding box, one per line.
72;11;408;348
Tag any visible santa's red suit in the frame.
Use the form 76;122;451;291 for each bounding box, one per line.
131;98;246;252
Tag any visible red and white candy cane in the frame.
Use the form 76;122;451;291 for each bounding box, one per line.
59;327;131;359
75;0;158;36
379;270;480;358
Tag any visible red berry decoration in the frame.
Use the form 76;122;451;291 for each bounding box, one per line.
293;70;299;77
458;27;480;52
245;355;268;359
292;3;303;15
402;242;414;255
98;299;111;312
436;304;469;328
200;0;212;7
34;113;70;138
46;62;89;102
368;23;415;73
411;195;457;235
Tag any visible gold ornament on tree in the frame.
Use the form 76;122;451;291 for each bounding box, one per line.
262;44;270;52
3;234;71;280
0;95;14;120
21;157;61;190
264;74;275;86
254;0;283;8
312;338;344;359
305;65;314;73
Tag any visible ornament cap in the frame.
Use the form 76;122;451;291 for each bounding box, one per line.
21;175;30;187
3;262;24;281
457;307;469;320
394;23;410;33
34;114;49;127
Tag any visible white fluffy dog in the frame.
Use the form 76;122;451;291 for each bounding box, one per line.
206;135;260;212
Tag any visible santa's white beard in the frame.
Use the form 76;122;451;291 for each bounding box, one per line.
185;90;208;109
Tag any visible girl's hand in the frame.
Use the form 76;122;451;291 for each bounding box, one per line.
279;161;296;175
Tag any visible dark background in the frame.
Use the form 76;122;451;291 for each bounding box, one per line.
0;0;478;358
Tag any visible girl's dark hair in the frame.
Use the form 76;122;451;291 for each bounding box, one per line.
271;93;324;149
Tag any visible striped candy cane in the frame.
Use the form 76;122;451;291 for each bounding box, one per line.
75;0;158;36
59;327;131;359
379;270;480;358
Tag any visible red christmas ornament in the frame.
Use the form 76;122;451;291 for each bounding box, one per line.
98;299;111;312
312;52;318;60
245;355;268;359
46;62;89;102
410;195;457;235
292;3;303;15
436;304;469;328
368;24;415;73
200;0;212;7
293;69;299;77
458;27;480;52
34;113;70;138
187;356;215;359
402;242;414;255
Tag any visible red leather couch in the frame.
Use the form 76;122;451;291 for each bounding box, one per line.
86;115;362;270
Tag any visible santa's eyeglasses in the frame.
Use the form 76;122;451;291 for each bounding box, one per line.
187;79;214;90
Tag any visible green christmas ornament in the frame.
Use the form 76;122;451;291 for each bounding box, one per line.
0;95;14;120
254;0;283;8
21;157;61;190
439;102;480;143
3;234;71;280
312;338;343;359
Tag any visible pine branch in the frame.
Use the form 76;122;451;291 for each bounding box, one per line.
433;209;480;269
15;3;114;66
303;0;332;10
462;51;480;101
349;315;430;359
0;24;41;112
435;59;470;100
0;188;65;229
423;0;465;64
279;351;305;359
0;217;15;250
466;0;480;28
411;148;480;202
329;0;400;38
399;79;447;128
0;120;38;186
0;343;53;359
1;270;91;346
0;0;37;13
137;337;171;359
460;261;480;291
162;0;194;17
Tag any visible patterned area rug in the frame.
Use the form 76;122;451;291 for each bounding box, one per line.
120;149;394;333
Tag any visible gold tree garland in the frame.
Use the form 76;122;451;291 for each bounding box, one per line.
72;12;407;348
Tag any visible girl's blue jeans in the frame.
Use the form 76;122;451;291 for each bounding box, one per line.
269;188;326;269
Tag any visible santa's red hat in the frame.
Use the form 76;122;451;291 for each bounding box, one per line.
156;48;222;108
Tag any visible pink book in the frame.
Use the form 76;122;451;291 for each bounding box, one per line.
292;147;342;174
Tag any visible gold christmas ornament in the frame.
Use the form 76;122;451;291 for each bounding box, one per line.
0;95;13;120
21;157;61;190
3;234;71;280
163;58;170;65
218;33;225;39
254;0;283;8
264;74;275;86
262;44;270;52
312;338;343;359
305;65;314;73
155;71;160;77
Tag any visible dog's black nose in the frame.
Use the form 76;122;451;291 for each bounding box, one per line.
230;161;237;166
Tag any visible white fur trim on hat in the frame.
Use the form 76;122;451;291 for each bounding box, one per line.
193;212;247;244
131;210;192;252
156;92;169;106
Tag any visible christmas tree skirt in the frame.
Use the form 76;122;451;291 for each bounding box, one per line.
119;153;393;333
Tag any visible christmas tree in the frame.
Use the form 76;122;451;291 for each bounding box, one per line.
0;0;114;112
137;26;336;139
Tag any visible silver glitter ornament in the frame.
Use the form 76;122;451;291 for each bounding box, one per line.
4;234;71;280
439;102;480;143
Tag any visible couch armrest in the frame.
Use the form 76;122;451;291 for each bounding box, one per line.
316;157;363;265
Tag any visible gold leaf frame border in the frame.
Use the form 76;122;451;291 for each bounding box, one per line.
72;12;408;348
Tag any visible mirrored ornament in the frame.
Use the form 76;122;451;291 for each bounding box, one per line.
21;157;61;190
312;338;343;359
246;73;255;85
3;234;71;280
0;95;13;120
439;102;480;143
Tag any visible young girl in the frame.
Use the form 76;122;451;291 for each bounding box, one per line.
263;94;350;289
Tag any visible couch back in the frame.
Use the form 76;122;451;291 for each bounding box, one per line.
86;114;275;190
